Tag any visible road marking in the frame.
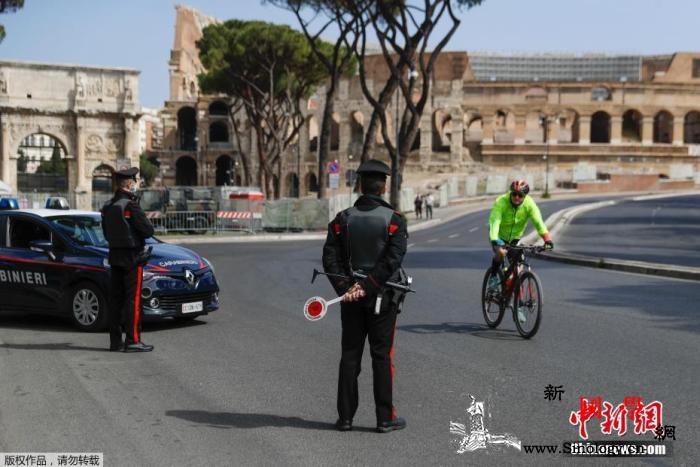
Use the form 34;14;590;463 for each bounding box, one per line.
427;239;438;243
408;243;415;248
469;227;478;232
448;233;459;239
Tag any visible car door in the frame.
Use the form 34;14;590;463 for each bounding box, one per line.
0;214;68;313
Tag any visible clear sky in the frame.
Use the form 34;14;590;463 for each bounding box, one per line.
1;0;698;108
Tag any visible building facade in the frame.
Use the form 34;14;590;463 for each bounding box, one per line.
155;5;700;198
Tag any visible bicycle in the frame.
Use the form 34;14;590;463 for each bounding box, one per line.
480;244;550;339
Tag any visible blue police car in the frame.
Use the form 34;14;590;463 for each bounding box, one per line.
0;198;219;331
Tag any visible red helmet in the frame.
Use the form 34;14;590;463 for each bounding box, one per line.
510;179;530;196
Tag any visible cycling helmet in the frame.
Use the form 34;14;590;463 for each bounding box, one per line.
509;179;530;196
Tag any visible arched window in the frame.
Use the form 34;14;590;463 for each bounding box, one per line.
653;111;673;144
177;107;197;150
684;111;700;144
622;109;643;142
209;121;229;143
215;155;234;186
175;156;197;186
591;111;611;143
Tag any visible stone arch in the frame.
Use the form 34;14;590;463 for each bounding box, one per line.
558;109;580;143
330;113;340;151
308;115;319;152
177;106;197;150
622;109;643;142
305;172;318;194
175;156;197;186
653;111;673;144
349;111;364;157
525;111;546;143
494;109;515;143
683;111;700;144
432;110;451;152
591;111;611;143
464;113;483;143
16;132;69;192
91;164;114;194
209;121;229;143
286;172;299;197
208;100;228;116
215;155;234;186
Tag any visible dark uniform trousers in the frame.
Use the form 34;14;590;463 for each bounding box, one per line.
338;301;398;424
109;263;144;345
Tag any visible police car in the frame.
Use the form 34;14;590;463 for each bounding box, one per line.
0;198;219;331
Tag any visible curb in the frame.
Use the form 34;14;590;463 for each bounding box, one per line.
522;191;700;281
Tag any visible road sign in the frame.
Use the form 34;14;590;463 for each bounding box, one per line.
329;173;340;189
327;161;339;174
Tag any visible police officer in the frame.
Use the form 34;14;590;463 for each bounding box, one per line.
101;167;154;352
322;159;408;433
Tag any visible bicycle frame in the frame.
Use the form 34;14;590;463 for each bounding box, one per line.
498;246;542;302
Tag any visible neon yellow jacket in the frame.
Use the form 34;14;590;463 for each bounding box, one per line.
488;193;549;242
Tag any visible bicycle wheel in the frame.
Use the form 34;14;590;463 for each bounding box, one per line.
481;267;505;328
512;270;543;338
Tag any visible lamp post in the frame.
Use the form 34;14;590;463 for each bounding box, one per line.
540;116;554;198
393;67;419;199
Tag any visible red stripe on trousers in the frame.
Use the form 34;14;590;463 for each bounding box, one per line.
389;322;397;421
134;265;143;343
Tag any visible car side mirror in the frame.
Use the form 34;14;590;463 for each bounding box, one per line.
29;240;57;261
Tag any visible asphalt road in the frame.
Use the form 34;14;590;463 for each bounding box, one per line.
558;194;700;268
0;196;698;466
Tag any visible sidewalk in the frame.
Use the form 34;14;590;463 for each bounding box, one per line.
166;189;695;245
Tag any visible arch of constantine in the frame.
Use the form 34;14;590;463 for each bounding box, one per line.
0;60;141;209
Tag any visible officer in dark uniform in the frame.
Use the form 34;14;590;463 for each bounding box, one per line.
101;167;155;352
322;159;408;433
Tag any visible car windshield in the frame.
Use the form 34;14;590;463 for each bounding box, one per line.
48;215;157;247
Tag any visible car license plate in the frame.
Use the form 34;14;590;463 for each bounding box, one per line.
182;301;203;314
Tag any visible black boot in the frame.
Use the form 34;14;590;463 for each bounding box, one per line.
377;417;406;433
109;340;124;352
335;419;352;432
124;342;154;352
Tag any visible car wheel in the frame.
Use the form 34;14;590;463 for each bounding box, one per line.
69;282;108;332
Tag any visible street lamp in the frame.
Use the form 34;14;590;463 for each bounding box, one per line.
539;116;555;198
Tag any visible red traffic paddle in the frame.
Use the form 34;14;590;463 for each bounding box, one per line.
303;295;344;321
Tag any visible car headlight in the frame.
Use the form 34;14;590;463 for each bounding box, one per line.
142;271;155;281
203;257;215;273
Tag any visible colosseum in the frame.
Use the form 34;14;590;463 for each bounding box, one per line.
154;5;700;197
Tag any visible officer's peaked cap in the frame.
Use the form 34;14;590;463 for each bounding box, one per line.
356;159;390;177
115;167;139;180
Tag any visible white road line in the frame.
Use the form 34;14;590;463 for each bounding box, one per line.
408;243;415;248
427;239;438;243
448;233;459;239
469;227;478;232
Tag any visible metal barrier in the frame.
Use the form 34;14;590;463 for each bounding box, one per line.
148;210;262;234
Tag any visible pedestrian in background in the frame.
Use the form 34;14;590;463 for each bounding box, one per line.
425;193;434;219
414;194;423;219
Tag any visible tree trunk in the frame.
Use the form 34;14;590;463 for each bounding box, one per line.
317;77;338;199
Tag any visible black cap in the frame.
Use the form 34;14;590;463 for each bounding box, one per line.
114;167;139;180
356;159;390;177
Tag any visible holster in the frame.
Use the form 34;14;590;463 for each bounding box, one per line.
135;246;153;266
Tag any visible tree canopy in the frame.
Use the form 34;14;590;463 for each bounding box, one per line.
198;20;332;197
0;0;24;43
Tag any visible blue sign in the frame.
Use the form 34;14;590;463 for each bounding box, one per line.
327;162;339;174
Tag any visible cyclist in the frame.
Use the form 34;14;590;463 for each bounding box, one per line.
487;180;553;315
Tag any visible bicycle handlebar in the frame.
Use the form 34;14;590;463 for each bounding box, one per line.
505;244;552;253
